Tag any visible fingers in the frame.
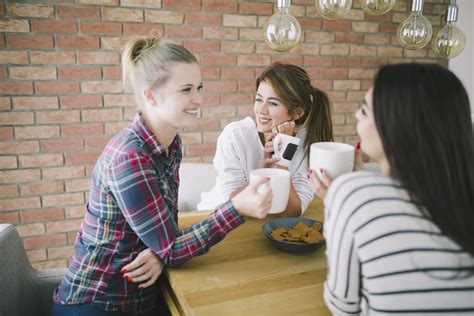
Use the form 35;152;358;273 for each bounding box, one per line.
122;248;149;273
354;142;365;171
308;169;328;198
319;168;332;187
138;270;161;289
276;121;296;135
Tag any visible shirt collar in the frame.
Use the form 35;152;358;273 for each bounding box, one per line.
131;114;181;157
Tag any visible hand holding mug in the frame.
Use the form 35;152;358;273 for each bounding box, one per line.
231;176;272;219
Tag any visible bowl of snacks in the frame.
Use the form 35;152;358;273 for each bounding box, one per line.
262;217;325;253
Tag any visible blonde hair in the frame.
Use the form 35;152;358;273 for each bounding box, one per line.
122;33;198;108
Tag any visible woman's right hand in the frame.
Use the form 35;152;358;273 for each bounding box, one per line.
231;176;272;219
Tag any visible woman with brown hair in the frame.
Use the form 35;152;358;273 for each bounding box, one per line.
199;62;333;216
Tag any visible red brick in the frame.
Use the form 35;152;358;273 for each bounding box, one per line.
304;56;333;67
16;223;45;237
202;0;237;13
238;28;261;41
41;139;84;153
202;54;236;66
0;111;34;125
105;122;128;135
123;23;163;36
64;176;90;191
0;97;10;110
165;25;202;38
203;26;237;40
0;51;28;64
6;34;53;49
0;156;17;169
36;110;80;124
162;0;200;10
80;22;121;35
298;18;323;30
102;66;121;79
65;205;85;219
238;81;255;92
59;66;101;80
60;95;103;109
0;197;40;211
77;0;118;4
85;136;110;151
201;67;220;80
378;46;402;57
180;132;202;144
19;153;63;168
31;20;77;34
16;126;60;140
271;55;303;66
334;80;360;91
24;234;67;250
305;31;335;44
379;24;397;33
221;94;253;106
35;82;80;95
0;212;20;224
0;82;33;95
202;131;220;143
10;67;56;80
100;37;129;50
78;52;119;65
42;193;84;208
57;5;100;19
26;249;47;262
239;2;273;15
103;94;134;107
222;41;255;54
121;0;161;8
7;3;54;18
146;10;183;24
204;81;237;93
223;14;256;27
82;108;122;122
62;123;103;137
32;260;68;270
56;36;99;49
0;19;29;33
185;12;221;25
47;245;74;259
336;33;364;44
196;119;220;131
319;68;348;79
13;96;58;110
221;68;254;80
20;181;64;196
333;56;362;67
203;105;236;118
81;80;122;94
30;51;75;65
238;55;271;67
65;152;100;165
0;127;13;140
186;143;216;157
202;94;220;106
321;44;349;56
46;218;82;233
0;141;39;154
0;184;18;198
322;20;351;31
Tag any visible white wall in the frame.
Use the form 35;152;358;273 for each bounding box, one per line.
448;0;474;118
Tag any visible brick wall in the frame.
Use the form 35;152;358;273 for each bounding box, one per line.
0;0;449;269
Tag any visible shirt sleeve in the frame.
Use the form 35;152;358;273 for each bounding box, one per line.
107;152;245;267
290;154;314;213
213;127;248;199
322;180;361;315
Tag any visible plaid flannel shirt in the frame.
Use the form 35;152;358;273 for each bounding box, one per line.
54;114;244;313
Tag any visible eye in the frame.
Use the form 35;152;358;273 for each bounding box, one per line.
358;103;367;116
181;87;191;93
197;85;204;93
255;97;263;103
269;101;279;107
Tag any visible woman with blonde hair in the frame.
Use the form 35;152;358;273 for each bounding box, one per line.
52;34;273;316
199;62;333;216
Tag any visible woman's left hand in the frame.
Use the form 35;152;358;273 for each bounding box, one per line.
308;168;332;199
121;248;164;289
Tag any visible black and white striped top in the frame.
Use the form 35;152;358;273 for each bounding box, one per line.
323;171;474;315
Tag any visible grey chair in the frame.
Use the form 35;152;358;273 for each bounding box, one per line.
0;224;67;316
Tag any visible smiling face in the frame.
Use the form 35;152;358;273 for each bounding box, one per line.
355;87;389;173
145;62;203;131
253;81;292;133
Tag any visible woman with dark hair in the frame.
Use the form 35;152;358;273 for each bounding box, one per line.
316;63;474;314
199;62;333;216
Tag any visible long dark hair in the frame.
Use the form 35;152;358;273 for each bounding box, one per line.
256;63;333;160
373;63;474;255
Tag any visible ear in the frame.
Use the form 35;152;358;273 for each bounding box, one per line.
292;108;304;120
143;89;158;107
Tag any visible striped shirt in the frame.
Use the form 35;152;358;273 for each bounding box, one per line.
323;171;474;315
54;114;244;313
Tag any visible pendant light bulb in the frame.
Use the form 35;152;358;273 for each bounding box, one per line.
315;0;352;20
397;0;432;49
360;0;396;16
263;0;301;52
432;4;465;59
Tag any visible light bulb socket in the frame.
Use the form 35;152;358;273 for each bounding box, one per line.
411;0;424;12
446;4;459;22
277;0;291;9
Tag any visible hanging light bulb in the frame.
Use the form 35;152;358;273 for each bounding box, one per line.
432;4;465;59
360;0;396;16
315;0;352;20
397;0;432;49
263;0;301;52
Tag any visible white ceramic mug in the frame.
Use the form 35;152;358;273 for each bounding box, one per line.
272;133;301;167
249;168;290;214
310;142;355;179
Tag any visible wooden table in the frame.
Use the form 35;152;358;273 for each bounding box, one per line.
161;198;330;316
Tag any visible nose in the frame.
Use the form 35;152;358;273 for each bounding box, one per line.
257;100;269;114
193;90;203;105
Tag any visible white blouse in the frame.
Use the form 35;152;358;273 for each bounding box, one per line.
198;117;314;213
